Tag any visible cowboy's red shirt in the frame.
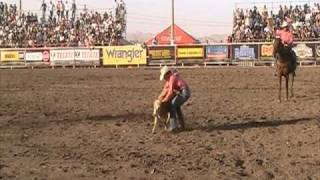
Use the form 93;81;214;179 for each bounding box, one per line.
276;30;294;46
161;74;187;103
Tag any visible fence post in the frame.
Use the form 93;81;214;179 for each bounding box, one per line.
314;43;317;66
258;43;261;62
174;45;177;66
229;43;233;65
23;48;27;67
73;47;76;69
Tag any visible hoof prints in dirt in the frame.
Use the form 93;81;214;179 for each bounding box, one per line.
0;68;320;179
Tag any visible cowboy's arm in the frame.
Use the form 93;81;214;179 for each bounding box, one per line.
158;88;167;101
287;33;294;46
162;76;175;103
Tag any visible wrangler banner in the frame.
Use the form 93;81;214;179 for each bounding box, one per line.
148;46;175;60
103;46;147;65
177;47;204;59
0;51;20;61
261;44;274;58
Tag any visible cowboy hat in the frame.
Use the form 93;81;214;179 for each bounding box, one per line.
160;66;171;81
281;21;289;28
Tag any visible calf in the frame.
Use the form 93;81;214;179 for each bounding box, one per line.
152;99;170;134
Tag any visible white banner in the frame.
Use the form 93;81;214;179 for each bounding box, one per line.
75;49;100;61
50;50;75;61
25;52;43;61
50;49;100;61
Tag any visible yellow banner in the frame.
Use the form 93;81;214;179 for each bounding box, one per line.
103;46;147;65
149;49;174;59
177;47;204;58
1;51;20;61
261;45;273;57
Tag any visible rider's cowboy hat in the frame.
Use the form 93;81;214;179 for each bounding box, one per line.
160;66;171;81
281;21;289;28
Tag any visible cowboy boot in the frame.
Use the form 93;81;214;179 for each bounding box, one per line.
178;116;185;130
177;109;185;130
166;118;179;133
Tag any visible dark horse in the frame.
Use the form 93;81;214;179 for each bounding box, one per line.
273;38;297;102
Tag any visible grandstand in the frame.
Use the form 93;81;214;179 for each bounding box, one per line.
0;0;127;48
232;1;320;42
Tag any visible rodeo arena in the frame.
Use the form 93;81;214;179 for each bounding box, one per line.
0;0;320;179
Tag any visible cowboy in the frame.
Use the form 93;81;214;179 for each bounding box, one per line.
276;22;293;47
158;66;191;132
275;21;297;67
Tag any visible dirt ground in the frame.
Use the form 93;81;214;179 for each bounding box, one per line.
0;67;319;180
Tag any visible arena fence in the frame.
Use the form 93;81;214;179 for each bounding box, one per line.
1;42;320;69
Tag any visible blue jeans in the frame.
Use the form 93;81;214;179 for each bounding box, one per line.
168;87;191;131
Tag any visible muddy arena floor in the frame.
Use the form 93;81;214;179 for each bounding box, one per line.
0;67;319;180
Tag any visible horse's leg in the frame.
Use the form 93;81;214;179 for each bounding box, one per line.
278;75;282;103
290;73;295;98
286;75;289;101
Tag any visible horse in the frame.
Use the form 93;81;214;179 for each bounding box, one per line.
273;38;297;102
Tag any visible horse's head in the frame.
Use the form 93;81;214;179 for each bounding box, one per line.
273;37;283;57
273;37;282;49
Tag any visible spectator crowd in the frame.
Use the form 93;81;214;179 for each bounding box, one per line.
232;3;320;42
0;0;127;47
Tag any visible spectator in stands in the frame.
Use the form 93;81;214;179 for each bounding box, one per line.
232;3;320;42
83;4;88;14
40;0;47;23
56;0;61;21
71;0;76;21
61;0;65;19
65;0;71;20
0;0;127;47
49;1;54;21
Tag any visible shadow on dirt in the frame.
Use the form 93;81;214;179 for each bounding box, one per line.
1;112;151;130
204;117;312;133
87;112;150;122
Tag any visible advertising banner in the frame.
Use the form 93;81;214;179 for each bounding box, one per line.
292;43;314;59
50;50;75;61
316;45;320;58
74;49;100;61
25;52;43;61
103;46;147;65
148;46;175;60
42;51;50;62
206;45;228;60
50;49;74;65
261;44;274;58
232;45;258;60
0;51;20;61
177;47;204;59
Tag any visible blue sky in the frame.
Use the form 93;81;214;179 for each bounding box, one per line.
4;0;317;36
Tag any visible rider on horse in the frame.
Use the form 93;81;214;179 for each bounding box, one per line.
275;21;297;66
276;21;293;47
